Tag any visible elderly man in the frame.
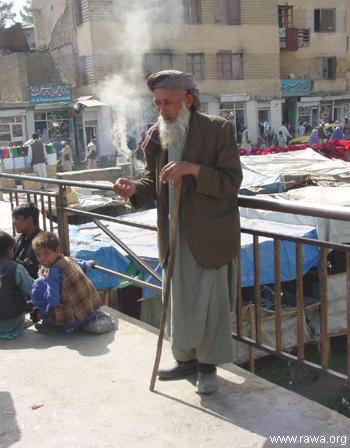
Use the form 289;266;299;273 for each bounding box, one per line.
113;70;242;394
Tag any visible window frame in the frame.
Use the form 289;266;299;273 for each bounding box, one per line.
216;51;243;80
314;8;336;32
186;53;205;80
214;0;241;25
315;57;337;80
143;52;173;77
183;0;201;24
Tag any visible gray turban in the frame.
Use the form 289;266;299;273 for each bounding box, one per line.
147;70;200;110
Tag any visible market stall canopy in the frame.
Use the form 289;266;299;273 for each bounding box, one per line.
241;148;350;180
76;96;108;107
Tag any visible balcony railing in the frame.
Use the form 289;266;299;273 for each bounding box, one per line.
280;28;310;50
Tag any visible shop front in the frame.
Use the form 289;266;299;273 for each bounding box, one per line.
219;94;282;146
219;95;248;143
320;96;350;123
29;83;75;160
0;112;27;147
281;79;313;132
72;97;114;165
297;99;321;130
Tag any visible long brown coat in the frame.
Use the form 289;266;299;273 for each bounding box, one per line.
131;111;242;269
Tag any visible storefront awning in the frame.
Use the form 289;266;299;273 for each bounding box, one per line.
77;99;108;107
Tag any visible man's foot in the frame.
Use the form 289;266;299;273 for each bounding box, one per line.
34;322;58;335
196;371;218;395
158;360;197;380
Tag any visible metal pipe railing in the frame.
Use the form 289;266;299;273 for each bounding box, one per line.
0;172;112;191
3;171;350;222
239;195;350;222
93;265;162;292
2;170;350;383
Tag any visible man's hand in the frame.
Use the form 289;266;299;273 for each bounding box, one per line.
160;161;199;186
113;178;137;198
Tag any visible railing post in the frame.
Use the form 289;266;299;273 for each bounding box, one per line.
56;185;70;255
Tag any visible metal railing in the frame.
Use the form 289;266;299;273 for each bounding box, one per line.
1;171;349;384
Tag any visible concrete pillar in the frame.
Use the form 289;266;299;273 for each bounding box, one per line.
26;109;35;139
246;100;258;145
97;106;114;157
270;100;283;133
207;100;220;116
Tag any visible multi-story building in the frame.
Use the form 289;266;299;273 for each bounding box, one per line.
279;0;350;130
30;0;283;156
4;0;350;158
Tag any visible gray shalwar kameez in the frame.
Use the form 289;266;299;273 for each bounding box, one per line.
166;141;237;365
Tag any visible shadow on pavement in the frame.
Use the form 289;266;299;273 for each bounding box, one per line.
0;392;21;447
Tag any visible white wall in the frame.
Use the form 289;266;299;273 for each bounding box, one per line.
246;101;259;145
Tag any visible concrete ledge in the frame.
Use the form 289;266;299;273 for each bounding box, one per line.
1;307;349;448
57;166;130;184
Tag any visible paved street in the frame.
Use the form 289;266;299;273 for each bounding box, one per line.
1;309;349;448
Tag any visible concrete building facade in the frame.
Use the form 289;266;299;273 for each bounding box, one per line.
279;0;350;130
31;0;284;152
2;0;350;156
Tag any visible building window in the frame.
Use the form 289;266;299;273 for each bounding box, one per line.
143;53;172;77
0;116;25;146
186;53;204;80
74;0;83;26
258;109;270;136
219;101;246;142
77;56;88;86
278;5;294;28
315;57;337;80
34;110;70;142
216;52;243;80
214;0;241;25
314;9;335;32
184;0;201;24
298;105;320;129
298;28;310;47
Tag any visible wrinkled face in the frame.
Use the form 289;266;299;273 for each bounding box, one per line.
34;247;60;268
13;215;34;235
153;88;193;123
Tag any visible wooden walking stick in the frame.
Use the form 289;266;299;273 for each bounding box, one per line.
149;178;182;391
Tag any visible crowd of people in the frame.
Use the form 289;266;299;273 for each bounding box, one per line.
30;134;98;173
241;118;350;151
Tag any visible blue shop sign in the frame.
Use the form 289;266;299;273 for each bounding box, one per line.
29;83;72;104
281;79;312;97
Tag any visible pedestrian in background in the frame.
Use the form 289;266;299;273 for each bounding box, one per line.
86;138;98;169
27;133;48;190
60;141;74;172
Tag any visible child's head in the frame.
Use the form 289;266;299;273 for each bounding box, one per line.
0;231;15;259
12;202;40;234
32;232;61;268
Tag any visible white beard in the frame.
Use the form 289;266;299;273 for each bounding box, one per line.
158;104;190;152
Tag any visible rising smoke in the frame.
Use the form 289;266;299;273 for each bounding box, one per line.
98;0;184;170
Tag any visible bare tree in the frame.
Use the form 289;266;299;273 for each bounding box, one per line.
0;1;15;29
20;0;33;26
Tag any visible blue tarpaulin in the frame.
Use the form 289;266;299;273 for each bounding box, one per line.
68;210;320;294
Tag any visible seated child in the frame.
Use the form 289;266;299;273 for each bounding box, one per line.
0;231;34;339
31;231;102;333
